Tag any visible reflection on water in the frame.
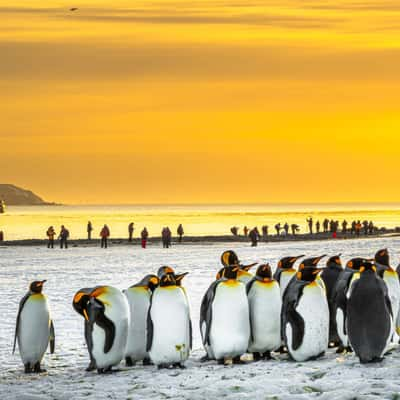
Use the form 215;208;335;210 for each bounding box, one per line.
1;203;400;240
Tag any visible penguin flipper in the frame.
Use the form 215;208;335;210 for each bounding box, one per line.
246;278;257;343
13;292;30;354
146;296;154;352
200;281;219;346
189;318;193;350
273;268;282;284
286;303;305;351
49;320;55;354
96;313;115;354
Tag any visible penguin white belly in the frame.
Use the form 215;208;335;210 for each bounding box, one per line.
280;271;295;296
287;283;329;362
92;288;130;369
149;287;191;365
124;287;151;361
18;295;50;365
382;272;399;343
336;308;347;347
248;281;281;353
210;281;250;360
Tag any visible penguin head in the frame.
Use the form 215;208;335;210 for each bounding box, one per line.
159;273;177;287
219;265;239;280
135;274;160;292
359;260;377;274
221;250;240;268
278;255;305;269
255;264;272;279
174;272;189;286
86;297;105;323
299;255;326;269
375;248;389;267
327;254;342;268
157;266;175;278
346;257;372;271
72;287;94;317
30;280;46;294
296;267;323;282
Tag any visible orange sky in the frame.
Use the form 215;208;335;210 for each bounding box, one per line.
1;1;400;204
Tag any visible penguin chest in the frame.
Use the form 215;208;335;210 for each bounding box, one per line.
124;288;151;360
210;281;250;359
384;272;400;321
92;290;130;369
149;287;191;365
280;271;295;296
248;281;281;353
18;295;50;364
288;283;329;361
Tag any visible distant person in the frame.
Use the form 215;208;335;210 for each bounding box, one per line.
128;222;134;242
162;227;172;248
362;220;369;235
59;225;69;249
315;220;320;234
306;217;313;235
351;220;356;235
355;220;362;237
230;226;239;236
177;224;184;242
243;226;249;237
275;223;281;236
342;220;348;234
100;224;110;248
249;227;258;247
261;225;268;238
87;221;93;240
0;230;3;241
46;226;56;249
323;218;329;233
141;227;149;248
283;223;289;236
291;224;299;235
368;221;374;234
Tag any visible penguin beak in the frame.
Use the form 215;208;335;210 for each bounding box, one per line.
242;263;257;271
313;255;326;265
312;268;323;275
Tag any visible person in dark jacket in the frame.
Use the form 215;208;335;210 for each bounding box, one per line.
306;217;313;234
141;227;149;248
100;224;110;248
249;227;259;247
177;224;184;242
261;225;268;238
46;226;56;248
291;224;299;235
315;220;320;234
162;227;172;248
128;222;134;242
87;221;93;240
59;225;69;249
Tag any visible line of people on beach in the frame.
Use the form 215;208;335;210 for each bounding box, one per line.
45;223;185;249
12;248;400;374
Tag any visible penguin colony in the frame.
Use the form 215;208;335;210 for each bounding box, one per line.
12;248;400;373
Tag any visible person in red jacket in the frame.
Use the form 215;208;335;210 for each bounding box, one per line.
100;224;110;248
141;227;149;248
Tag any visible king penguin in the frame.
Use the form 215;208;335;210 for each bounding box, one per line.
220;250;257;284
157;266;189;286
281;257;329;362
331;257;364;353
73;285;130;373
147;272;192;369
347;260;393;363
247;264;282;361
320;255;343;346
374;248;400;341
13;280;55;373
200;264;250;365
273;255;305;296
124;274;159;366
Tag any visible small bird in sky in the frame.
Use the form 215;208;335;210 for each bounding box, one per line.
69;7;78;12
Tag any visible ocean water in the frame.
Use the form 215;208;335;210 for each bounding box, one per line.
1;203;400;241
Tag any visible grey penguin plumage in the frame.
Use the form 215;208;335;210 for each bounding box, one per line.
281;256;329;362
13;280;55;373
273;255;305;296
347;260;393;363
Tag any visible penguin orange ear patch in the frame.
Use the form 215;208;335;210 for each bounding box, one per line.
278;261;282;268
296;272;302;280
348;261;353;269
299;263;304;270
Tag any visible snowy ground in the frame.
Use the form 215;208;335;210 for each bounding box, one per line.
1;237;400;400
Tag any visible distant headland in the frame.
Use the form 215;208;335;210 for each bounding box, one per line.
0;184;57;206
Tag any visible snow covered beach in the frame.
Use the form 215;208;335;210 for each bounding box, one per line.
2;238;400;399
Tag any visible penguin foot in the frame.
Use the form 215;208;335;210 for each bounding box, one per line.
24;364;32;374
217;359;226;366
232;356;245;365
173;363;186;369
125;357;135;367
33;363;46;373
143;358;153;366
278;346;288;354
157;364;167;370
86;361;96;372
252;353;261;362
262;351;272;360
200;355;210;363
97;367;113;374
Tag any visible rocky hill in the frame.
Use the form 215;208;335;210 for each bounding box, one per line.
0;184;51;205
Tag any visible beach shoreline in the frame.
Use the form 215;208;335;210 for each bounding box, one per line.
1;230;399;247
